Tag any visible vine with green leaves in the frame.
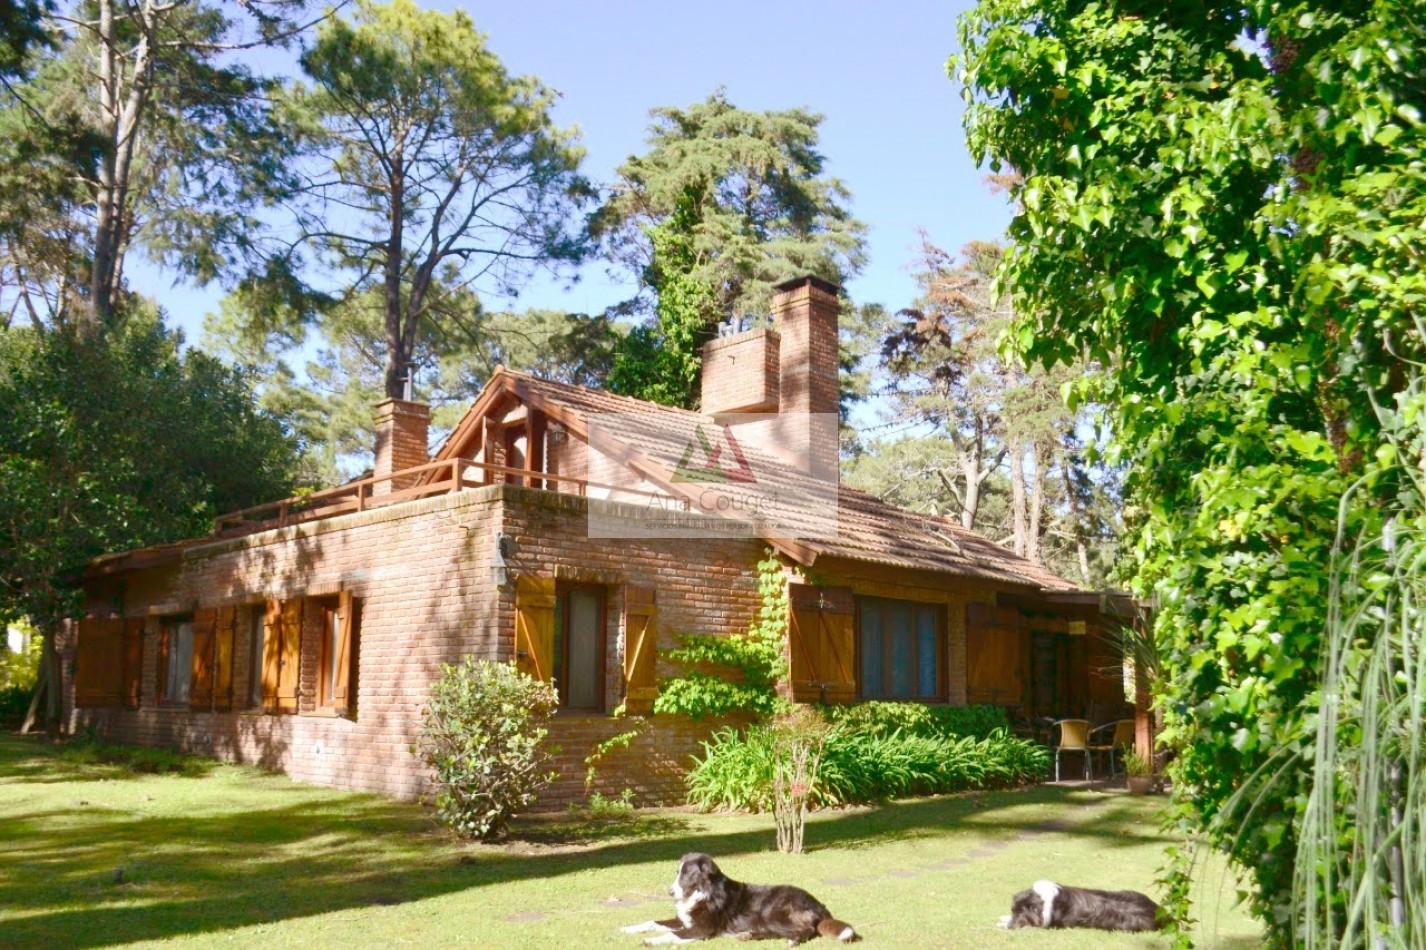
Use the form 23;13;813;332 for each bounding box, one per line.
653;549;793;718
607;186;717;410
957;2;1423;945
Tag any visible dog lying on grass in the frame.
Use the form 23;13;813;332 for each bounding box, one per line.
998;880;1163;932
621;852;858;946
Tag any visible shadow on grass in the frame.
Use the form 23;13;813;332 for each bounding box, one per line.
1;733;217;784
0;735;1168;948
511;809;693;848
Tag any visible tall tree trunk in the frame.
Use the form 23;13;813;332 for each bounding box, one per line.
20;628;57;734
383;155;407;399
1026;441;1046;564
1009;438;1028;557
88;0;156;331
1062;452;1093;585
958;447;982;529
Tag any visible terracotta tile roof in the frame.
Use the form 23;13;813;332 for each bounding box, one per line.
442;369;1080;593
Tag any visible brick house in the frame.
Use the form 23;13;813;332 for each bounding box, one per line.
62;277;1134;805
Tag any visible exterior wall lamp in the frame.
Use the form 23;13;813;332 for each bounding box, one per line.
491;531;512;588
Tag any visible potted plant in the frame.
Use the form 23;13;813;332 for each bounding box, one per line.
1122;749;1155;794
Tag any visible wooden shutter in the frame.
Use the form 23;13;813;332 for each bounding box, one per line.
787;585;856;704
75;617;124;707
261;601;282;710
190;608;218;708
966;603;1026;706
622;586;658;715
276;599;302;713
332;591;357;713
213;607;236;711
514;574;556;682
122;618;144;708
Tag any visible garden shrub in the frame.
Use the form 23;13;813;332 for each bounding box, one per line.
0;685;30;726
822;701;1009;740
413;658;559;840
688;722;1047;812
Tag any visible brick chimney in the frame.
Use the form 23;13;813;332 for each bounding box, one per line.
699;275;841;482
372;398;430;496
701;325;780;414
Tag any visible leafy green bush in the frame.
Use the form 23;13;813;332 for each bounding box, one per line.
822;701;1010;740
0;685;32;726
688;722;1047;811
413;658;559;840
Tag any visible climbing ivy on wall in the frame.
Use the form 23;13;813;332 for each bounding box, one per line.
653;549;793;718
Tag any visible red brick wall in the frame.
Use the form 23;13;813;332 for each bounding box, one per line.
372;399;430;495
64;480;1069;809
700;328;780;414
770;278;841;482
64;485;763;807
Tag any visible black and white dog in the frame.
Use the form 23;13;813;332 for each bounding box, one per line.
621;853;858;946
999;880;1162;932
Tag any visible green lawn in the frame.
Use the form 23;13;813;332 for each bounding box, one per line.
0;734;1260;948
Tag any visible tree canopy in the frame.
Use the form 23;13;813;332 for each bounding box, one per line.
958;0;1426;942
278;0;591;400
0;0;312;330
596;91;869;410
0;312;299;630
596;90;867;321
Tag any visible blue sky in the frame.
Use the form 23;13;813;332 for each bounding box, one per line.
134;0;1010;345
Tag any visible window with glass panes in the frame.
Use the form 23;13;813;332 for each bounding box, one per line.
857;597;944;700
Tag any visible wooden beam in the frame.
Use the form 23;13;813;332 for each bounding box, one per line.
527;408;547;491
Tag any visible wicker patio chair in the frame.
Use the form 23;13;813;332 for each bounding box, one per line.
1089;719;1137;778
1051;718;1093;782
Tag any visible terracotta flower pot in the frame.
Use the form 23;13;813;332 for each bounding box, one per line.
1127;775;1155;795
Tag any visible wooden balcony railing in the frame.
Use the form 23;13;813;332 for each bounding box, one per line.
211;456;687;538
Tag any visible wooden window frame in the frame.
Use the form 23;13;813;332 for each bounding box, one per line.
854;597;947;703
554;581;606;712
158;615;195;707
316;598;340;712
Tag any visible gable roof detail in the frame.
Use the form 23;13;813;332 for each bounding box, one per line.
436;368;1080;593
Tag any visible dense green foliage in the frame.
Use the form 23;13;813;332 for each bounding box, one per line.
597;91;867;411
0;316;299;629
0;0;48;80
594;90;867;322
653;550;790;718
413;658;559;840
957;1;1425;942
688;724;1048;812
606;190;715;408
822;700;1010;740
